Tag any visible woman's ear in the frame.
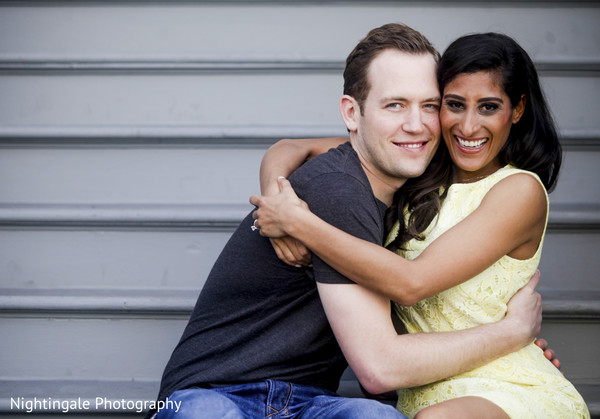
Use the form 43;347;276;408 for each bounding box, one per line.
340;95;359;132
512;94;526;124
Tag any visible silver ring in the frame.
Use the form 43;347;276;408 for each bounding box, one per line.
251;219;260;232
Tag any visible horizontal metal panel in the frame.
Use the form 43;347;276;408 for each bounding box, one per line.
2;59;598;75
0;229;598;292
0;124;349;147
0;203;249;229
0;229;231;290
0;147;265;204
550;150;600;205
0;312;597;385
0;73;343;127
0;316;186;380
0;74;596;133
0;203;597;230
548;204;600;229
0;289;197;317
0;4;598;62
537;321;600;384
538;231;600;292
1;288;599;320
0;148;597;205
542;76;600;134
0;125;596;150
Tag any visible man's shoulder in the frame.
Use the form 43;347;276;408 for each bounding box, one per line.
289;143;386;236
290;142;370;194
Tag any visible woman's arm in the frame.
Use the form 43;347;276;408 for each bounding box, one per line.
250;174;547;306
260;137;348;195
259;137;348;267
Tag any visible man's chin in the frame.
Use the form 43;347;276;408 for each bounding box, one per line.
394;166;429;181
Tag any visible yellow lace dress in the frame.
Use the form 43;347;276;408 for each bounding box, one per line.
386;165;590;419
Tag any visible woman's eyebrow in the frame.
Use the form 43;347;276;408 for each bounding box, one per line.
443;93;504;104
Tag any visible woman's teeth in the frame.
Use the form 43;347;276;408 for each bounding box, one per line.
456;137;487;148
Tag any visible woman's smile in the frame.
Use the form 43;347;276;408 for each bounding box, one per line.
454;135;488;152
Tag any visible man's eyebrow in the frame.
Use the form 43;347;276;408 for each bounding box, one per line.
382;96;440;102
382;96;408;102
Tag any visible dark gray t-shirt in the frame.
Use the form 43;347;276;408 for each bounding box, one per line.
156;143;388;403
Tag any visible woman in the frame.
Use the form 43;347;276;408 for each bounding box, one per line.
250;33;589;418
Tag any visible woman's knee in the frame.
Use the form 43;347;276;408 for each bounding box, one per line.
414;397;509;419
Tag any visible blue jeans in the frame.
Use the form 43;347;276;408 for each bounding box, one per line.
154;380;405;418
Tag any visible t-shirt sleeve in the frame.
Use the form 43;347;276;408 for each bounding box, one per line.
293;172;384;285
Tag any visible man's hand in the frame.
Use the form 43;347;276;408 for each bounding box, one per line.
535;338;562;371
504;270;543;346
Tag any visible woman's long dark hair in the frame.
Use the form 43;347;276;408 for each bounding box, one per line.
386;144;452;251
438;32;562;191
387;32;562;251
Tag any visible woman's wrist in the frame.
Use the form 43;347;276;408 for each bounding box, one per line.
284;204;311;239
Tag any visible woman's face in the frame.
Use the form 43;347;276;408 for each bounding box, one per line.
440;70;525;182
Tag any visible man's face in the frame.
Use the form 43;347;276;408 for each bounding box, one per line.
348;49;441;190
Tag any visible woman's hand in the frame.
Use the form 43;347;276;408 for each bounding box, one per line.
250;177;307;237
250;177;313;266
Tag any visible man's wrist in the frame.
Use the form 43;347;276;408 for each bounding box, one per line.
495;316;529;353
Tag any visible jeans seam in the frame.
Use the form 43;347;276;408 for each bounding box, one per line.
265;381;293;417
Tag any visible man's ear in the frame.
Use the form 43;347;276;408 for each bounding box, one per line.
340;95;359;132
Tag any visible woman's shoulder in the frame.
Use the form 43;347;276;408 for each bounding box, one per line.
484;166;548;217
491;165;547;196
490;165;544;187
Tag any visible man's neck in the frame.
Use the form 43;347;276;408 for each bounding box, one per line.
349;138;406;206
359;161;404;207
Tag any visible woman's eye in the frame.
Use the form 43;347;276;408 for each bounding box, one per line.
480;103;499;113
445;100;464;111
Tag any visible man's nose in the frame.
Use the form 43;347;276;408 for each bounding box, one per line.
402;108;425;134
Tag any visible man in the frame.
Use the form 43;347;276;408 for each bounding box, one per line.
149;23;542;418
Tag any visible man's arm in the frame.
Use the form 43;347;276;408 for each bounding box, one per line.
318;273;542;394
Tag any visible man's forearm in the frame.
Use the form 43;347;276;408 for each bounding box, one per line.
375;318;528;392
